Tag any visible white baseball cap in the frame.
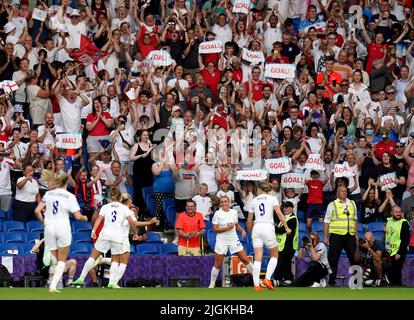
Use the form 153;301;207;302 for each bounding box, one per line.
4;22;16;34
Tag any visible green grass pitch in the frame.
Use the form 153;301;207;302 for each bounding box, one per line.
0;287;413;300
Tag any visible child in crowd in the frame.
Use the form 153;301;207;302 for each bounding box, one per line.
192;183;212;221
305;170;328;234
216;178;235;204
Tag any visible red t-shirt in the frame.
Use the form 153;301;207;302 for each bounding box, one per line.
139;25;159;46
316;71;342;98
265;55;290;64
176;211;206;248
0;130;8;142
203;53;219;66
140;43;157;59
306;180;323;204
244;81;273;102
366;43;387;75
200;68;222;98
233;68;243;83
86;112;112;136
374;140;396;158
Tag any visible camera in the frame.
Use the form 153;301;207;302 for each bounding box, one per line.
302;236;312;246
358;238;367;245
366;143;372;149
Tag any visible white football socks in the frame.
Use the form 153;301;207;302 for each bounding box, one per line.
265;257;278;280
114;263;127;285
209;267;220;288
253;261;261;287
108;262;119;286
50;261;65;290
79;257;95;281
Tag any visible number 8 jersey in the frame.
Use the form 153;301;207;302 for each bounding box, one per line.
249;194;279;225
42;189;81;225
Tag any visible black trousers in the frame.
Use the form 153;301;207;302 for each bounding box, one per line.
328;233;357;285
389;253;407;285
274;249;295;281
293;261;328;287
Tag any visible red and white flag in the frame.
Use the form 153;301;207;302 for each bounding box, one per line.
69;35;109;67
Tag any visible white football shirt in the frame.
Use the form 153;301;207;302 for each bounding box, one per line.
42;188;80;226
249;194;279;225
212;209;239;245
99;202;133;243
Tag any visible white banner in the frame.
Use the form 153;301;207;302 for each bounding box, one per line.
303;21;326;33
125;88;137;101
305;153;325;171
56;132;83;149
264;64;296;79
199;40;223;54
32;8;48;21
265;157;291;174
379;172;397;191
147;50;173;66
138;59;153;73
242;49;265;65
233;0;250;14
0;80;19;93
333;163;353;179
236;169;268;181
281;173;305;189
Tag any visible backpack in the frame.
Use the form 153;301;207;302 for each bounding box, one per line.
0;265;12;287
126;278;162;288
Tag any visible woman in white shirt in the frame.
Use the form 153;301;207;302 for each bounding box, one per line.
13;164;40;222
208;196;253;288
306;122;326;154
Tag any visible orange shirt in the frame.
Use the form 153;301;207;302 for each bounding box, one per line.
176;211;206;248
316;71;342;98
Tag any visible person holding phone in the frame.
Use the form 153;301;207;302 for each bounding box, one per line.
316;56;342;98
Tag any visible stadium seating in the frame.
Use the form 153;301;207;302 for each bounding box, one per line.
162;198;175;214
72;221;92;233
372;231;384;241
312;221;324;232
3;220;25;232
26;232;41;245
206;229;216;251
136;243;161;256
297;210;305;221
73;232;92;243
368;222;385;233
146;194;156;216
70;243;92;256
0;243;22;255
165;206;177;228
0;220;3;232
26;220;44;233
130;244;136;254
0;210;6;220
146;232;162;244
204;220;213;232
161;243;178;255
21;244;35;256
299;221;306;233
4;231;27;243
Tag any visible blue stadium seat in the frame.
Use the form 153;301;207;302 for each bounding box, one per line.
368;222;385;233
3;220;25;232
238;220;247;231
0;210;6;220
165;206;176;228
21;244;36;256
26;232;41;245
161;243;178;255
0;220;3;232
4;231;27;243
136;243;161;256
146;232;162;244
162;198;175;215
206;229;216;251
130;244;136;254
299;221;306;232
372;231;384;241
72;221;92;233
0;232;3;243
141;187;153;206
297;210;305;221
312;221;324;232
0;243;22;255
70;243;92;256
26;220;44;233
146;194;156;216
73;232;92;243
205;220;213;232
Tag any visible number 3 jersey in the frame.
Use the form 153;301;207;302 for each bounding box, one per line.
42;188;81;226
249;194;279;225
99;202;133;243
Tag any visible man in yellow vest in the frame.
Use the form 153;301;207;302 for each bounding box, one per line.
274;201;299;286
385;205;410;285
324;186;359;286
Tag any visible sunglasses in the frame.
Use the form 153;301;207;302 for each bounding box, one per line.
396;145;404;148
387;92;395;95
341;84;349;87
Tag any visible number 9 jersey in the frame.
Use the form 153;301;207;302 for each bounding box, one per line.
249;194;279;225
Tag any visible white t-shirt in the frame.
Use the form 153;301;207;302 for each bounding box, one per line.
59;96;84;132
12;70;27;103
249;194;279;225
192;195;212;220
99;201;133;243
112;127;135;162
15;177;39;202
167;78;189;102
42;188;80;226
198;164;218;194
216;190;235;204
264;23;282;51
212;208;239;245
11;17;27;38
37;124;62;147
0;159;14;195
212;24;232;44
65;20;87;49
